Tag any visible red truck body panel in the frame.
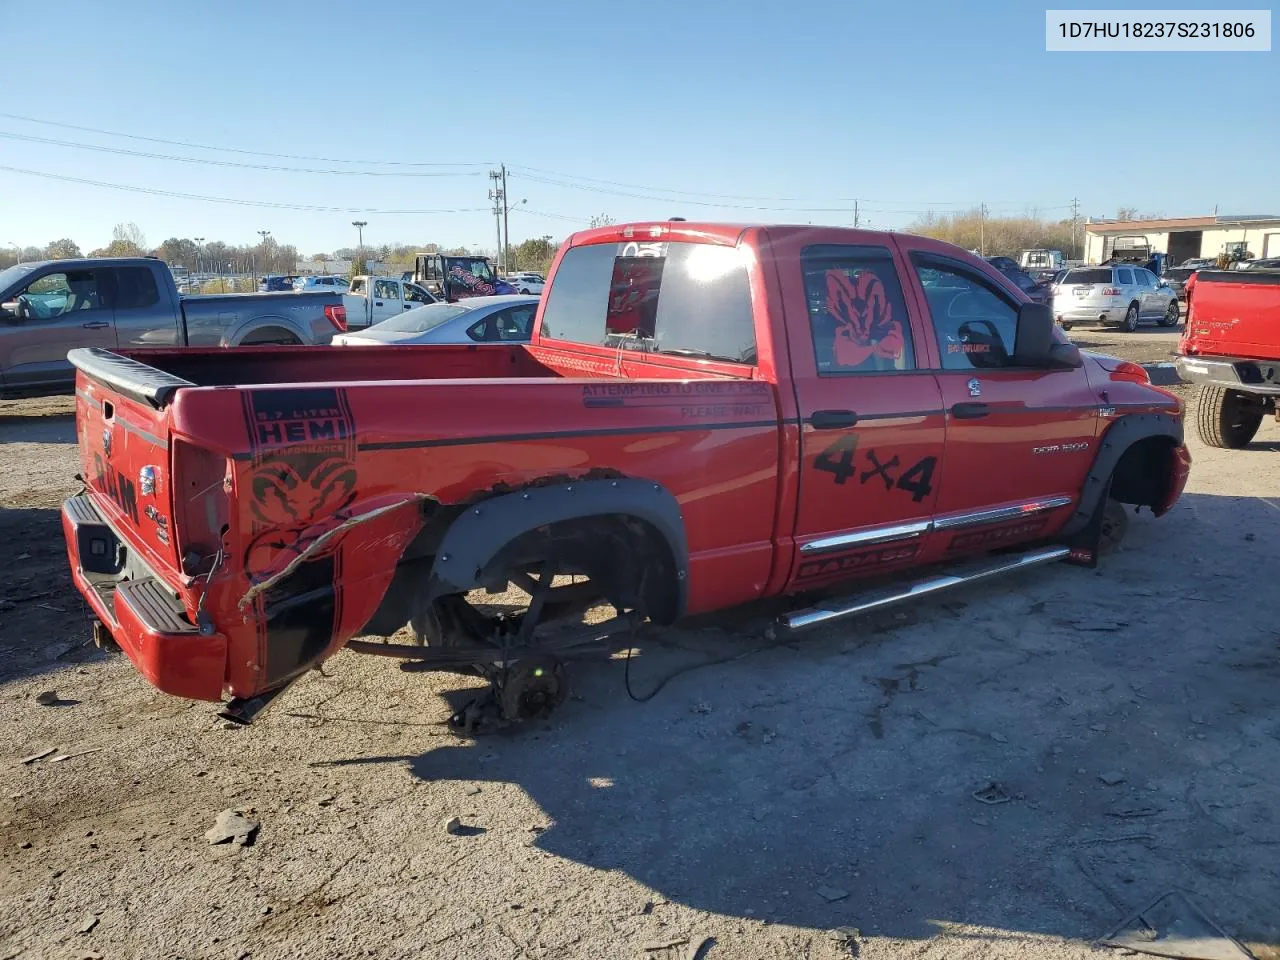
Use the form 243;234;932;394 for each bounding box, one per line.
63;222;1188;705
1181;270;1280;362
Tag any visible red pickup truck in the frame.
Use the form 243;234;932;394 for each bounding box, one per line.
62;222;1190;727
1176;269;1280;448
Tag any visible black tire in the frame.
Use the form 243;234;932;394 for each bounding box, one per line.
1195;385;1263;449
1061;321;1073;331
1121;303;1140;332
1158;300;1180;327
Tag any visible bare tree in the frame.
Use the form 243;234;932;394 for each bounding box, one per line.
106;222;147;257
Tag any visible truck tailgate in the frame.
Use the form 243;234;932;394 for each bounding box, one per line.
1186;272;1280;361
64;349;229;700
71;349;184;569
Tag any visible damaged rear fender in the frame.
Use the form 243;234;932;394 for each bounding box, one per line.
427;478;690;621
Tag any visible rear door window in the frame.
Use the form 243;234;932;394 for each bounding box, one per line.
111;267;160;309
540;240;756;364
493;304;537;340
801;245;915;374
1117;268;1135;285
374;279;399;300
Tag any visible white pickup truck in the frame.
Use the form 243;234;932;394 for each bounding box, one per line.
343;275;438;329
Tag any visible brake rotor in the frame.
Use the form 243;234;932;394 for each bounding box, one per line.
498;656;569;723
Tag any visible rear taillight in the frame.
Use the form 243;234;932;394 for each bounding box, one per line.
1108;360;1150;384
324;304;347;332
1100;287;1122;297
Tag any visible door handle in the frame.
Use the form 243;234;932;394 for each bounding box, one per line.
404;304;413;309
82;320;110;329
951;402;989;419
374;301;383;306
808;409;858;429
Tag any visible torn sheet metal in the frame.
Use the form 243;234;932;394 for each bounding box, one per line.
238;495;428;610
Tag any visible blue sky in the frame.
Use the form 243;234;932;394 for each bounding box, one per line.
3;0;1275;255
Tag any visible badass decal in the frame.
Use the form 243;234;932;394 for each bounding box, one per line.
796;544;920;582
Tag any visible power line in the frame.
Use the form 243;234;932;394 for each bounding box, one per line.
512;206;591;224
509;164;1071;210
0;164;491;214
0;112;1073;214
0;130;485;178
0;111;492;168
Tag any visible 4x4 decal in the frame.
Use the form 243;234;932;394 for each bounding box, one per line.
813;434;937;502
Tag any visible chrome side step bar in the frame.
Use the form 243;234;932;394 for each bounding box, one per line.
780;545;1071;633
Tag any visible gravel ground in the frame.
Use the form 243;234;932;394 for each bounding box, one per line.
1;335;1278;960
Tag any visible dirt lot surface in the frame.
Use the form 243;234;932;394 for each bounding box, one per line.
2;333;1278;960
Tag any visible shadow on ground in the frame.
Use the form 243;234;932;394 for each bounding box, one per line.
334;491;1279;952
0;507;100;684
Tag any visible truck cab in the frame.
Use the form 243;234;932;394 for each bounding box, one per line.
343;275;438;329
1019;249;1066;283
413;253;517;302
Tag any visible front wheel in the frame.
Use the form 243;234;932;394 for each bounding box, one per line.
1195;385;1263;449
1159;300;1180;327
1121;303;1140;332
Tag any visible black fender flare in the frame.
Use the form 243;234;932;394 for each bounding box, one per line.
1060;412;1183;538
428;478;689;615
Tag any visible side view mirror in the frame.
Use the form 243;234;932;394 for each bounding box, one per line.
1012;302;1083;369
0;300;21;321
1012;302;1054;365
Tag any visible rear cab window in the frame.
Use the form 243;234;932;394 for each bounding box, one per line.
539;240;757;365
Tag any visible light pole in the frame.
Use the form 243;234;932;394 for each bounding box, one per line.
351;221;367;273
5;242;18;266
193;237;204;284
255;229;271;286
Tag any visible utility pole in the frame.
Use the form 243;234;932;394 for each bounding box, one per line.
853;200;860;228
488;169;504;272
1070;197;1080;258
500;164;510;272
352;221;367;274
979;203;987;256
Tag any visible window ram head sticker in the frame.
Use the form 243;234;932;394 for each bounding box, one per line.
825;269;904;368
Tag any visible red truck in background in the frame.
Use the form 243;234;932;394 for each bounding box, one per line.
1176;269;1280;448
62;222;1190;729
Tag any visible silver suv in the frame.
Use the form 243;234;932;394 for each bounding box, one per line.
1052;264;1180;332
